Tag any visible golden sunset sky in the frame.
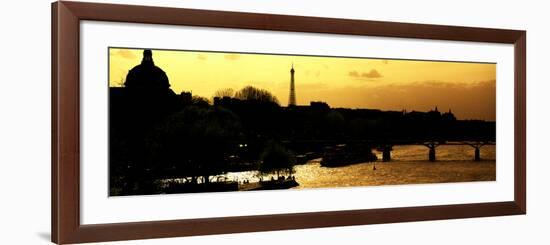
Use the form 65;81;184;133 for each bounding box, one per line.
109;48;496;121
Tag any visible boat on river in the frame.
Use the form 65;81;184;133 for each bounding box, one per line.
320;144;378;167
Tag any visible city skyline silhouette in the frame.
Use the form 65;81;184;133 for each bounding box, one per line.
108;49;496;196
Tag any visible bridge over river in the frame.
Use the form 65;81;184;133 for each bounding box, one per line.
282;139;495;162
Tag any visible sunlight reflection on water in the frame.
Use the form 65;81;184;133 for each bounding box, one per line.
217;145;496;189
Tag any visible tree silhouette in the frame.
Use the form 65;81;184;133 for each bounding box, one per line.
259;140;296;178
152;106;242;183
191;95;211;107
234;86;279;104
213;88;235;98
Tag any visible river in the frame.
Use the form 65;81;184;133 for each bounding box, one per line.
215;144;496;189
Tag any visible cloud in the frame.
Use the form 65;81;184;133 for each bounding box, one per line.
224;54;241;61
349;69;383;80
363;69;382;78
349;70;360;77
113;49;137;59
197;54;208;60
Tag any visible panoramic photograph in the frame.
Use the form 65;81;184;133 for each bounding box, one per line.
108;48;496;196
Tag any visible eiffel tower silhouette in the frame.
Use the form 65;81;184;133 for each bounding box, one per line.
288;63;296;106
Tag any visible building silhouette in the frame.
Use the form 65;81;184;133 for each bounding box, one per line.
442;109;457;121
288;63;296;106
124;49;171;93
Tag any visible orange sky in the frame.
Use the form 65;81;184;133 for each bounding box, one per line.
109;48;496;121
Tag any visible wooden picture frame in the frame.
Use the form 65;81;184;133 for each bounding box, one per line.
51;1;526;244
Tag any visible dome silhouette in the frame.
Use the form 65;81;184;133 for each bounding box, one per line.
124;49;170;91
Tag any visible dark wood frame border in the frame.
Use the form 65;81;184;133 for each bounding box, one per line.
52;1;526;244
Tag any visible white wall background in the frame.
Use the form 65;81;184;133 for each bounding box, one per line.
0;0;547;244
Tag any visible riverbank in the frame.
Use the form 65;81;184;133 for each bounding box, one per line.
161;178;299;194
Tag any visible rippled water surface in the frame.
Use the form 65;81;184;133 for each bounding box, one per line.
219;145;496;189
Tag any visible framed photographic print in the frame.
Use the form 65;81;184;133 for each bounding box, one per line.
52;1;526;244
